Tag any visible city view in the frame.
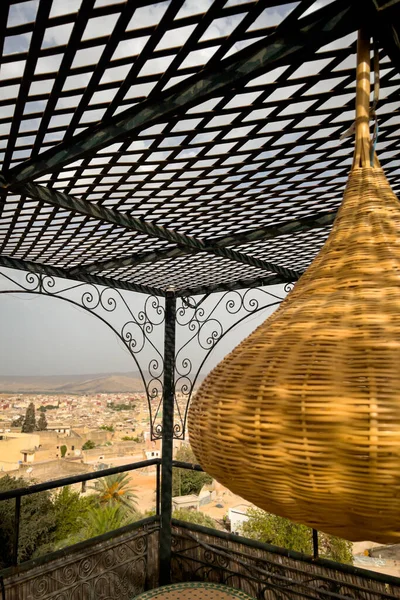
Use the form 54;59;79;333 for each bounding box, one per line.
0;374;398;577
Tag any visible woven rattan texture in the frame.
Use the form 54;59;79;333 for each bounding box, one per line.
188;166;400;544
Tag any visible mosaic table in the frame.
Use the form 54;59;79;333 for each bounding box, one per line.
134;582;256;599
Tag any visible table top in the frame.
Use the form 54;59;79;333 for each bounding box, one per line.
134;582;256;599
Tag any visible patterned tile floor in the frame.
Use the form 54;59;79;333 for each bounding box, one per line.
134;582;256;599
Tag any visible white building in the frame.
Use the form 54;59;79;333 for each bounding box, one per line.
228;504;253;535
172;495;200;511
47;424;71;435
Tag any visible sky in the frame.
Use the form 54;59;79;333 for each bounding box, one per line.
0;266;284;377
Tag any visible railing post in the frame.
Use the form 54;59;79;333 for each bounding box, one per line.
159;290;176;586
12;496;21;566
312;529;319;559
156;461;161;516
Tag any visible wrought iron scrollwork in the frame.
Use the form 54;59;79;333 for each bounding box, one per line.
0;269;165;435
174;285;287;439
0;267;293;439
171;527;395;600
5;521;157;600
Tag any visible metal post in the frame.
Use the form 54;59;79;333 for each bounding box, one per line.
0;574;5;600
312;529;319;559
156;462;161;516
159;291;176;586
12;496;21;566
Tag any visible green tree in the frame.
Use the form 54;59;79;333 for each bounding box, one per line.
100;425;114;432
172;444;212;496
173;508;217;529
0;476;56;566
82;440;96;450
21;402;36;433
11;415;24;427
107;402;136;411
52;486;96;544
319;533;353;564
84;505;130;537
57;504;133;548
37;409;47;431
91;473;138;513
240;508;353;564
60;445;67;458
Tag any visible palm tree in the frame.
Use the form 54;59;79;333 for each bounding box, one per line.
84;505;128;537
91;473;138;513
55;505;130;549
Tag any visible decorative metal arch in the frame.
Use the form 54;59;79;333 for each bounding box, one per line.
172;284;291;440
0;268;166;434
0;267;290;440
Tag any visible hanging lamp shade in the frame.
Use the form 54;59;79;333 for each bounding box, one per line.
188;31;400;544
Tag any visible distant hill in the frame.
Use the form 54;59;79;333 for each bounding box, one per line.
55;374;145;394
0;372;146;394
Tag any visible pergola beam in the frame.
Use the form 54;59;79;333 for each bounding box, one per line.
369;0;400;72
175;273;295;298
0;254;165;297
76;209;337;275
3;0;355;186
70;247;192;275
210;210;337;248
16;182;303;281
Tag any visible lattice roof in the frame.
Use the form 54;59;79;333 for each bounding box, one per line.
0;0;399;296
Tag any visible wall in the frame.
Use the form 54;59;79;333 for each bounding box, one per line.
82;441;144;463
1;518;159;600
0;433;40;471
4;458;93;484
228;505;250;534
172;496;199;511
38;430;111;460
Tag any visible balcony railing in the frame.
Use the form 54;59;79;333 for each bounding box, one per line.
0;459;400;600
0;457;161;567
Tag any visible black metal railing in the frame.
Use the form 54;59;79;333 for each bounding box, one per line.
172;460;320;559
0;457;160;566
171;520;400;600
1;458;400;600
0;457;322;568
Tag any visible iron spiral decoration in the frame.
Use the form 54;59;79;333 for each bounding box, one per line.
174;287;286;439
0;269;165;437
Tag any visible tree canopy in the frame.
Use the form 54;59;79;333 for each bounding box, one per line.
11;415;24;427
82;439;96;450
91;473;138;513
51;486;96;544
0;476;141;565
173;508;217;529
173;444;212;497
0;475;56;566
21;402;36;433
37;409;47;431
240;508;353;564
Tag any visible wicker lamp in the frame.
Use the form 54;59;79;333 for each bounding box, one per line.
188;30;400;544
